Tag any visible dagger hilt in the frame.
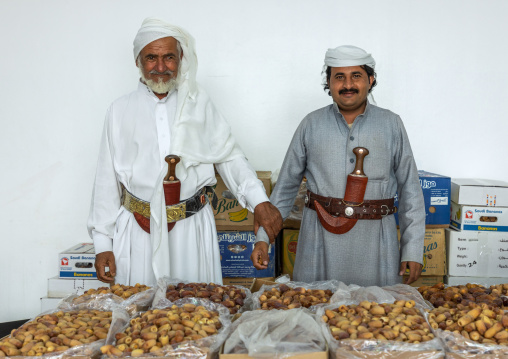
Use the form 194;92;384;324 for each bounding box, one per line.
350;147;369;177
164;155;180;183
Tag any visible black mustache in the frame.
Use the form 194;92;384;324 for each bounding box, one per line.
339;88;359;95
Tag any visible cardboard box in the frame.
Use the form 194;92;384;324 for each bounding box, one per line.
450;201;508;232
221;277;275;292
48;276;104;298
446;228;508;277
211;171;271;231
59;243;97;279
335;349;444;358
282;229;299;278
395;170;451;227
451;178;508;206
218;231;275;278
398;228;446;276
220;350;327;359
445;275;508;286
40;296;63;313
402;275;445;288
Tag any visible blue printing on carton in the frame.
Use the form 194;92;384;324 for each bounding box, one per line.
218;231;275;277
395;171;451;226
60;272;97;278
463;225;508;232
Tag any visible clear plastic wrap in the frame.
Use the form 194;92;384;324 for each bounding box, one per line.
0;300;130;359
223;308;326;358
152;276;253;314
433;329;508;357
426;302;508;357
59;284;156;315
102;297;231;359
252;279;346;311
317;287;445;359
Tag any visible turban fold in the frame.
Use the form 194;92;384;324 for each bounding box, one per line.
133;17;198;94
324;45;375;69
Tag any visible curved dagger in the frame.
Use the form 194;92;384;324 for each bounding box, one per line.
315;147;369;234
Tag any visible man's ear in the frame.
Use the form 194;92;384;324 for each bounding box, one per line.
368;75;374;89
180;50;184;60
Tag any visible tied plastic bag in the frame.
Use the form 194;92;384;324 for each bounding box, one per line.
152;276;253;314
317;289;445;359
252;279;346;311
60;283;156;315
224;308;326;358
103;297;232;359
1;301;130;358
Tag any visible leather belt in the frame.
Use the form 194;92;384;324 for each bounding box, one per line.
305;190;397;220
121;185;211;224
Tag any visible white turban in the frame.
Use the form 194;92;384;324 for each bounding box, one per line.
324;45;375;69
133;17;198;94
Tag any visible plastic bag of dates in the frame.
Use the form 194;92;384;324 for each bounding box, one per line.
100;298;231;359
252;279;346;311
345;284;432;311
60;283;156;315
152;277;252;315
0;301;130;358
317;299;445;359
427;302;508;357
418;282;508;310
223;308;326;357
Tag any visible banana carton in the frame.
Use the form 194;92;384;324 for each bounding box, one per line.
218;231;275;278
211;171;271;231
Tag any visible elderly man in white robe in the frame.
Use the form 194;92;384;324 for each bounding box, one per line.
88;18;282;286
252;45;425;286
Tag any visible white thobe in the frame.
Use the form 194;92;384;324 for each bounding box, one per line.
88;82;268;286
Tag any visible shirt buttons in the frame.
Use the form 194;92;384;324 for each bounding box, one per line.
350;158;354;163
350;136;354;141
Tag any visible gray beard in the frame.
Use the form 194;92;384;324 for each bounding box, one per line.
139;68;179;94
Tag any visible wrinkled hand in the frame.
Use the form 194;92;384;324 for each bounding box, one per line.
95;251;116;283
254;201;283;244
399;261;423;285
250;242;269;270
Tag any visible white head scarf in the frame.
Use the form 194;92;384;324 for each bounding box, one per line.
324;45;375;68
324;45;377;105
133;17;198;95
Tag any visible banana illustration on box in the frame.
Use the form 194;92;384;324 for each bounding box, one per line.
228;208;249;222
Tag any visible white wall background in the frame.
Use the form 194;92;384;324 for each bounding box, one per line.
1;0;507;322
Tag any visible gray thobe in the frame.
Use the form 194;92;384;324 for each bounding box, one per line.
258;101;425;287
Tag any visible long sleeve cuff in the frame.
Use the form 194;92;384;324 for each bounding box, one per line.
92;230;113;254
239;181;269;212
400;241;424;265
255;227;270;244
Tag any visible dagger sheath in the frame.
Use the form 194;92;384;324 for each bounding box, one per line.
315;147;369;234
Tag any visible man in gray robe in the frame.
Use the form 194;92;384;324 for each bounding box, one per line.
252;45;425;286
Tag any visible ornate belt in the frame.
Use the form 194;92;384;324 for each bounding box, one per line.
121;185;211;224
305;190;397;220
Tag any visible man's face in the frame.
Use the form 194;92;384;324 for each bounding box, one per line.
328;66;373;111
137;37;181;93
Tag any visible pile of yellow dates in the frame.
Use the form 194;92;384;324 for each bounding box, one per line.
74;283;151;302
0;310;112;356
322;300;434;343
100;304;222;357
428;303;508;346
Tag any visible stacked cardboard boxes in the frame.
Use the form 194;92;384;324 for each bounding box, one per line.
213;171;275;285
446;179;508;286
41;243;103;312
